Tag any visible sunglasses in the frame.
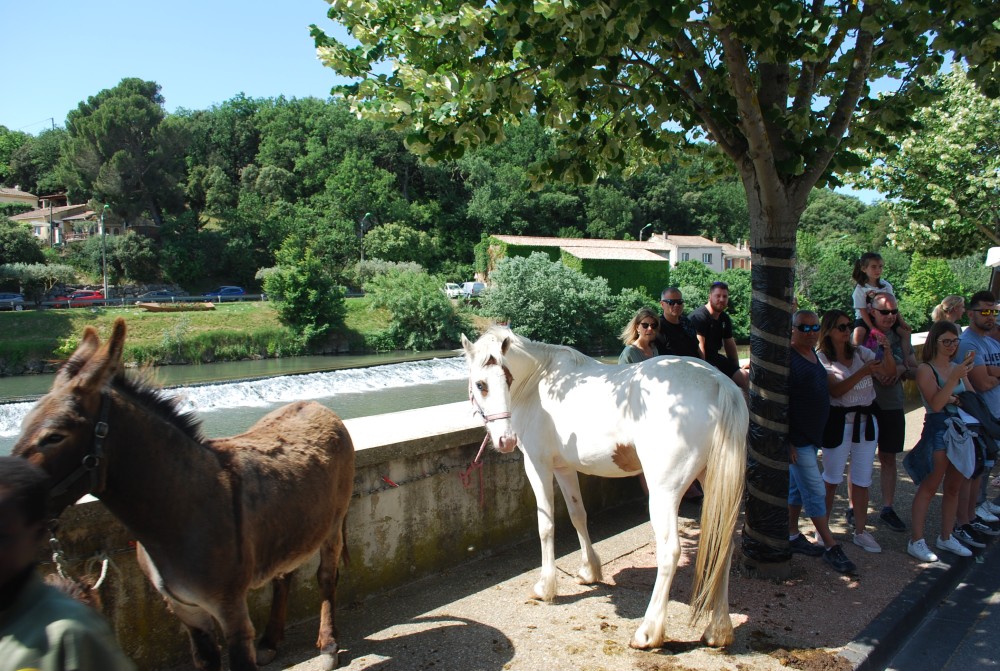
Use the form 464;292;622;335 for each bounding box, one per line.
834;323;851;332
938;338;960;346
794;323;821;333
639;322;659;330
976;309;1000;316
661;299;684;306
874;309;899;315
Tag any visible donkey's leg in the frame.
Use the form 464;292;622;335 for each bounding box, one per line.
631;487;682;649
167;600;222;671
314;520;347;668
553;465;602;584
217;599;258;671
523;457;558;601
256;572;295;665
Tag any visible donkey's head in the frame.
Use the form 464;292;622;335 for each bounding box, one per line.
462;330;518;453
13;318;127;515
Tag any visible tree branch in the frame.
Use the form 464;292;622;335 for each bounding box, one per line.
800;9;875;189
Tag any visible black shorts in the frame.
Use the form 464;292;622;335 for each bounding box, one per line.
708;353;740;379
874;406;905;454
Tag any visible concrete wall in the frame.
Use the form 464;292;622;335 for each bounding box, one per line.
43;402;643;669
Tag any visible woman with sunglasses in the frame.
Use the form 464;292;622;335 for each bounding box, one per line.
907;320;977;561
817;309;894;554
618;307;660;364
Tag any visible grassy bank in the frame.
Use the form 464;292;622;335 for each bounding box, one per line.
0;299;392;374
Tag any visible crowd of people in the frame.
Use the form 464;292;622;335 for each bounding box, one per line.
618;252;1000;574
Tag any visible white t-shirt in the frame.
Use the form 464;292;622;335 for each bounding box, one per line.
852;280;895;319
818;346;877;410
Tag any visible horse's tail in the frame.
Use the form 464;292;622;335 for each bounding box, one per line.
689;376;747;626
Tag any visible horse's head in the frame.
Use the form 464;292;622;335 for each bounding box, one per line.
13;318;127;516
462;331;518;453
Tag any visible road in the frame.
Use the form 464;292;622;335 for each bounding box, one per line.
886;541;1000;671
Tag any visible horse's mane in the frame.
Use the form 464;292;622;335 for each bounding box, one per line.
490;327;595;368
111;370;205;442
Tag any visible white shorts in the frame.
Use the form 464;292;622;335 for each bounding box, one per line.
821;414;879;488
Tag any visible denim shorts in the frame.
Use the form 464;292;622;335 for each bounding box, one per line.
789;444;827;519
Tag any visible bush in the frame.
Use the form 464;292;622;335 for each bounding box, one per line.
477;252;614;349
364;268;469;350
262;249;347;345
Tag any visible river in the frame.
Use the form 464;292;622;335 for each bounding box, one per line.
0;352;469;455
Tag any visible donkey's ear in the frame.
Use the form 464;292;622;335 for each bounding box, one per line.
75;318;127;393
54;326;102;385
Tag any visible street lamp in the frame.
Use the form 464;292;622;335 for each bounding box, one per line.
639;223;653;241
359;212;373;265
100;204;110;300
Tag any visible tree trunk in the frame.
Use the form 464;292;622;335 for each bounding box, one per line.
739;173;804;578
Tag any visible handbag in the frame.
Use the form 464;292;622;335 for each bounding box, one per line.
943;416;977;479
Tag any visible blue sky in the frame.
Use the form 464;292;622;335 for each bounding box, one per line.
2;1;881;203
2;1;348;133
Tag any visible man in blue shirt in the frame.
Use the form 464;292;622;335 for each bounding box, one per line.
958;291;1000;525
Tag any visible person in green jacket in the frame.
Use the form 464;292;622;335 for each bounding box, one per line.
0;456;135;671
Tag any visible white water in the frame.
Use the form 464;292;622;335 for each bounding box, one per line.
0;357;468;454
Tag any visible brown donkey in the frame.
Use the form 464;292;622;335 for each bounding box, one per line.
14;318;355;670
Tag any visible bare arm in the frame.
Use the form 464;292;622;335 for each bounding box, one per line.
696;333;708;360
917;360;971;412
724;337;740;365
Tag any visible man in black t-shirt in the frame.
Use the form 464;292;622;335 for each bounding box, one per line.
688;281;748;390
655;287;700;358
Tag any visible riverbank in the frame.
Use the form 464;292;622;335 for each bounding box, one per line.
0;299;398;376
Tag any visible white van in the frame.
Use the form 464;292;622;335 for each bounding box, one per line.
461;281;486;298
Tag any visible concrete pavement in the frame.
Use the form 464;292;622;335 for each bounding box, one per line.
166;404;998;670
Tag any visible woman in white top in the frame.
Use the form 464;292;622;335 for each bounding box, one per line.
817;309;895;554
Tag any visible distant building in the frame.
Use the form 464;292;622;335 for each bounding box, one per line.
487;232;744;296
0;186;38;208
720;240;752;270
9;203;94;245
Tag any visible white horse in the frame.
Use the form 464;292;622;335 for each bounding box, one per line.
461;328;747;649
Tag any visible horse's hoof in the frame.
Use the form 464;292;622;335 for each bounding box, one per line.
256;646;278;666
629;626;660;650
317;644;339;670
575;565;601;585
531;581;556;602
702;630;734;648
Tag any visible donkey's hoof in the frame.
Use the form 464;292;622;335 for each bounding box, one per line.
255;646;278;666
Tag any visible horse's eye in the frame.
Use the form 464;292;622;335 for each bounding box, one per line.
476;381;488;394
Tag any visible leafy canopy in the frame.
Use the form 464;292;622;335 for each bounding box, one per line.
314;0;999;201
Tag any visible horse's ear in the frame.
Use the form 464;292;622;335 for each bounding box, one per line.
54;326;102;385
461;334;475;358
75;318;127;393
500;336;510;355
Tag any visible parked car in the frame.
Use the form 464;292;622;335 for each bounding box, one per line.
204;286;246;301
442;283;463;299
52;290;105;308
0;292;25;311
461;281;486;298
135;289;182;304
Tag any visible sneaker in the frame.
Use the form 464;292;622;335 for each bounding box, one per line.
975;503;1000;523
789;533;825;557
936;535;973;557
846;507;855;530
970;517;1000;536
879;507;906;532
955;525;987;548
982;500;1000;517
823;545;857;574
907;538;939;562
853;530;882;553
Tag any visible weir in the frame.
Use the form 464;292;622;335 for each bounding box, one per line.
40;401;643;669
